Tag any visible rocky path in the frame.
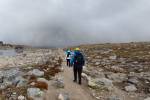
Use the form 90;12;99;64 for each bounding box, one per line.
45;51;95;100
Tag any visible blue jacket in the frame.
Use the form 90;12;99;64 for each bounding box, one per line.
70;51;75;65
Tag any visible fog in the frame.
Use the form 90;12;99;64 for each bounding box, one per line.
0;0;150;47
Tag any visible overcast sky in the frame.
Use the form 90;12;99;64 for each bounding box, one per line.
0;0;150;47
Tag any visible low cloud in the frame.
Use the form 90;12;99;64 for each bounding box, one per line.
0;0;150;47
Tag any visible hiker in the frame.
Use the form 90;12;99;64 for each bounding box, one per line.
73;48;85;85
66;49;71;67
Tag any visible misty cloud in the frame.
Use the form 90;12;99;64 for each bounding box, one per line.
0;0;150;47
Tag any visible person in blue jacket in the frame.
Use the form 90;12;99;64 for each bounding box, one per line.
73;48;85;85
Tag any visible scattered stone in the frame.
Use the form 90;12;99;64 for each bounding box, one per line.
18;95;25;100
54;77;65;88
144;97;150;100
96;96;100;100
110;66;124;73
127;77;139;85
58;93;70;100
109;55;117;60
27;88;44;99
0;77;4;83
4;68;20;81
125;85;137;92
10;92;17;100
60;67;64;72
0;71;4;83
0;81;12;90
107;95;121;100
95;62;100;66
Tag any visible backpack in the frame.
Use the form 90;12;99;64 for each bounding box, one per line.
75;53;84;65
67;52;71;57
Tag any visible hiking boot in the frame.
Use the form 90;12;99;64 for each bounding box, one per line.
78;82;82;85
73;80;77;82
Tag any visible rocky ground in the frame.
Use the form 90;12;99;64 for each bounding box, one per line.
0;42;150;100
79;42;150;100
0;48;64;100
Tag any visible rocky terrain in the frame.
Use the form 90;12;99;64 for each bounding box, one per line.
0;47;64;100
79;42;150;100
0;42;150;100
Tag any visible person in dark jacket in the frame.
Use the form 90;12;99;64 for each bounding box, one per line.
73;48;85;85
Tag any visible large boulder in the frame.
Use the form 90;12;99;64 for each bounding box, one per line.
13;76;27;87
88;78;113;91
28;69;44;77
107;73;127;83
37;78;49;84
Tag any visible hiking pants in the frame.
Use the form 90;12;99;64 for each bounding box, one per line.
73;65;83;84
67;59;71;67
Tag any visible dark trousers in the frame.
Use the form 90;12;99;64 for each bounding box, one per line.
67;59;71;67
73;65;83;84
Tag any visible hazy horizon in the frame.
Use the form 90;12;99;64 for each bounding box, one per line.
0;0;150;47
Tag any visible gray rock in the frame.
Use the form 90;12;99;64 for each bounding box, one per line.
109;55;117;60
0;71;4;78
128;77;139;85
107;73;127;83
37;78;49;84
95;62;100;66
0;76;4;83
28;69;44;77
58;93;70;100
88;78;113;91
87;70;105;78
98;78;113;86
0;81;12;90
144;97;150;100
27;88;44;99
107;95;121;100
54;77;65;88
82;73;90;81
10;92;17;100
4;68;20;81
18;95;26;100
13;76;27;87
125;85;137;92
129;72;136;77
